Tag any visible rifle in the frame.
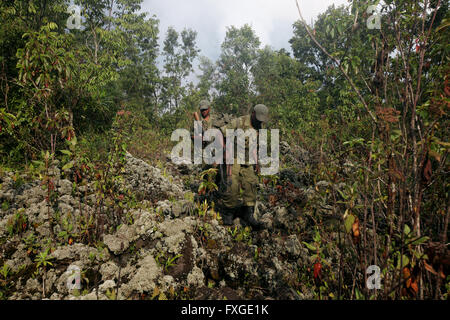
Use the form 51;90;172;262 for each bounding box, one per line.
218;126;233;192
217;141;231;193
192;111;202;142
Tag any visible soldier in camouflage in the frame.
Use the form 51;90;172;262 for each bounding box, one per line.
192;100;224;197
219;104;269;230
192;99;221;166
198;99;218;131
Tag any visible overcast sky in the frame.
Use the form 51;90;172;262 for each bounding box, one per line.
142;0;348;60
141;0;348;81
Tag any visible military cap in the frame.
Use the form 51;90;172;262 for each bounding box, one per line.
253;104;269;122
199;99;211;111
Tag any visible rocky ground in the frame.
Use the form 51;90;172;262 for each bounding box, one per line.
0;145;327;300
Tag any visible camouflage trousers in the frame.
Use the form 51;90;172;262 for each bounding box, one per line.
221;160;258;209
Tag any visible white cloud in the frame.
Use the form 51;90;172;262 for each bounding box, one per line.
142;0;348;60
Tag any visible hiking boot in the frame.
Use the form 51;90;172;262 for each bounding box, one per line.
241;206;264;230
221;207;234;226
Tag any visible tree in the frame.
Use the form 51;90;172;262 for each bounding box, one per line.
252;46;321;135
290;3;376;124
160;26;200;112
0;0;70;161
196;55;217;100
215;24;261;114
0;0;163;161
110;3;160;119
293;0;449;299
68;0;160;129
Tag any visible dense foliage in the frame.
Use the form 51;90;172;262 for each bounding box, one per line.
0;0;448;300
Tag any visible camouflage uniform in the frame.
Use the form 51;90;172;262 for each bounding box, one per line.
219;104;269;229
202;113;220;131
192;100;221;167
219;114;258;208
192;101;225;200
195;113;221;167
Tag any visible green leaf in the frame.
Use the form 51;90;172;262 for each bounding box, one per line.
433;138;450;148
355;287;364;300
415;252;428;260
70;136;77;146
32;160;44;167
410;236;430;245
59;150;72;156
302;241;317;251
344;214;355;233
62;161;73;171
58;231;67;238
390;129;402;141
337;188;348;200
397;254;409;269
198;182;206;191
313;230;321;243
403;224;411;236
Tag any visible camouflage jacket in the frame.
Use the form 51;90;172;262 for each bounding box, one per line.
220;114;260;165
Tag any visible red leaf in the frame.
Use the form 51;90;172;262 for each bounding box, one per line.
313;262;322;279
423;158;432;183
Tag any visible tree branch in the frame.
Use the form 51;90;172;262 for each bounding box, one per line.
294;0;378;125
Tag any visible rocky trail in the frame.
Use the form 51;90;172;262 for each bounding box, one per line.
0;146;334;300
